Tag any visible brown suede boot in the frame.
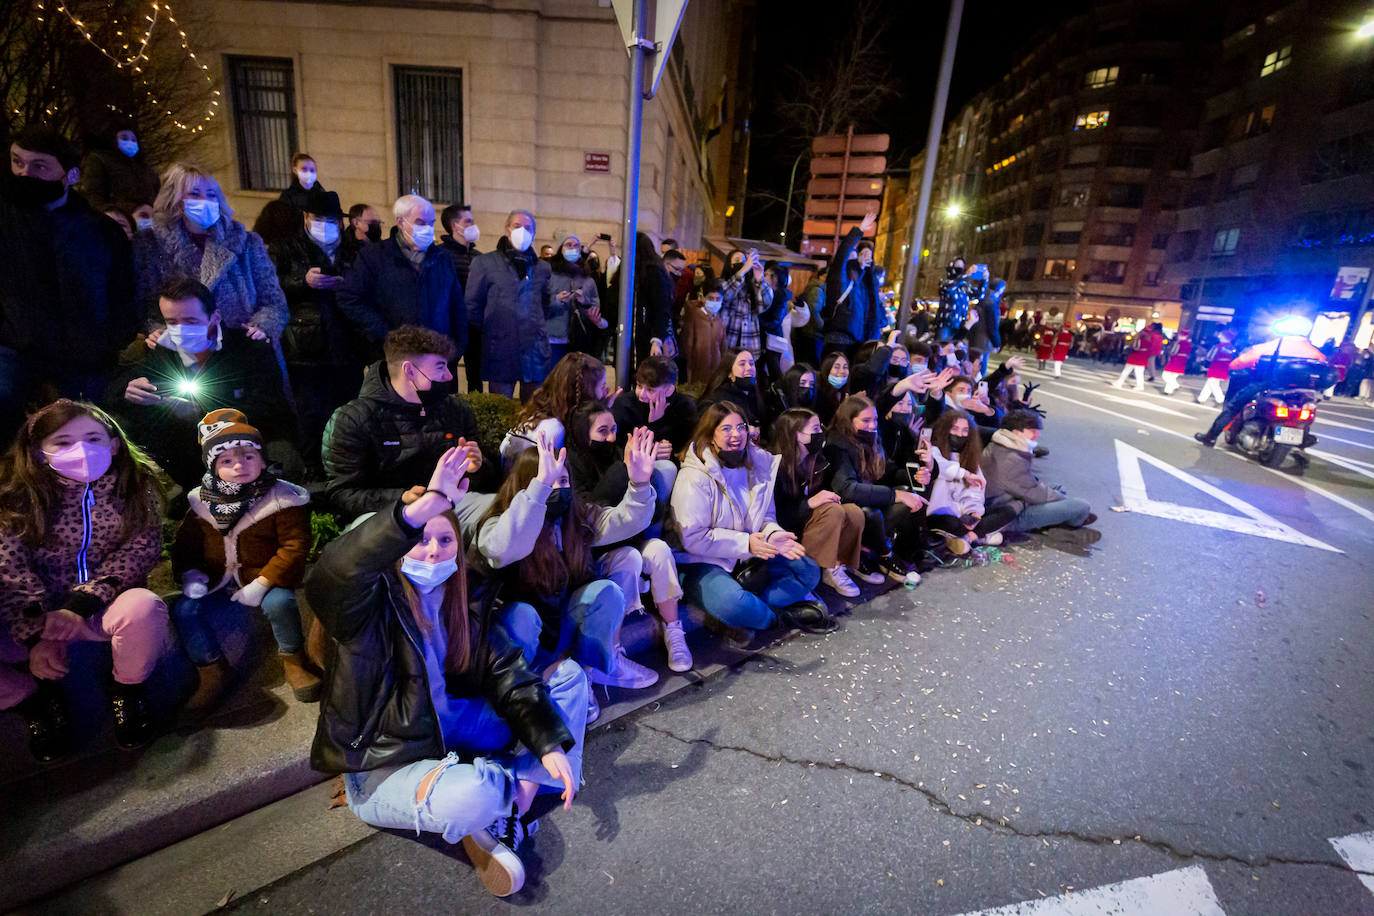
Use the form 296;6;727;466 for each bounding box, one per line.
281;650;322;702
184;657;234;715
305;616;329;672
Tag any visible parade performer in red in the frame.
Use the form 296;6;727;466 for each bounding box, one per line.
1050;325;1073;378
1161;329;1192;395
1196;329;1236;405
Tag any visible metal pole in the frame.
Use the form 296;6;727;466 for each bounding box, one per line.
897;0;963;330
614;0;649;388
780;148;805;244
831;124;854;256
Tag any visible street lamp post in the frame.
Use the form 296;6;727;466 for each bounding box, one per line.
779;148;806;246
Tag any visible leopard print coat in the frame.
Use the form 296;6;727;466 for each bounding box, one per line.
0;474;162;645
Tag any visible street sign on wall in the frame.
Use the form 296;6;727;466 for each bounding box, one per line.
801;127;887;257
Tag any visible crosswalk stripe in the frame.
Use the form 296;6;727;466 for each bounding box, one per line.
1330;831;1374;896
959;865;1227;915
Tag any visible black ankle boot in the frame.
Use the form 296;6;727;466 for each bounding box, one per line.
109;681;154;749
18;682;75;762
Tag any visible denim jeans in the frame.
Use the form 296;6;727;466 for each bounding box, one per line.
344;659;588;843
172;587;304;665
647;459;677;538
501;583;624;677
678;556;821;630
1010;496;1092;532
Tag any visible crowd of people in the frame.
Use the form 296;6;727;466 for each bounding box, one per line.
2;125;1105;897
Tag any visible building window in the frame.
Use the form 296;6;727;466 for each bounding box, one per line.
1059;185;1090;208
1101;183;1144;208
1092;222;1136;247
227;56;298;192
1051;222;1084;245
1227;163;1261;196
1152;231;1170;249
1084;66;1119;89
1172;229;1200;262
1260;45;1292;77
1143;268;1161;286
1068;145;1101;165
1016;258;1037;281
1243;104;1276;137
1212;227;1240;256
1086;260;1127;283
394;66;464;202
1043;258;1076;279
1074;110;1110;131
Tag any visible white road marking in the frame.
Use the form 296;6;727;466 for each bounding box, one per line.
1115;440;1341;552
1035;387;1374;525
1320;407;1374;422
1329;831;1374;896
1308;450;1374;483
1065;386;1196;417
1315;416;1374;434
959;865;1227;916
1316;431;1374;453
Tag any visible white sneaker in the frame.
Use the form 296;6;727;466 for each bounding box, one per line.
901;570;922;588
661;620;693;672
585;645;659;689
849;565;886;586
981;532;1003;546
586;688;600;724
821;565;860;598
1111;380;1124;389
461;823;527;897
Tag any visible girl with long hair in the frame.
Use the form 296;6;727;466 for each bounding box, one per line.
700;348;764;431
565;402;692;672
766;362;817;424
498;351;612;468
476;430;661;722
668;401;832;643
767;408;876;600
824;395;928;586
306;448;586;898
0;400;167;760
927;409;1017;553
816;350;851;425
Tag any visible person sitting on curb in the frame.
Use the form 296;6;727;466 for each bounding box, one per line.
306;447;587;898
982;410;1100;546
171;409;318;714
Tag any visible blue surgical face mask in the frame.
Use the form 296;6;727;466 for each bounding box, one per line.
117;139;139;158
828;373;847;389
135;216;153;231
308;220;340;246
409;224;435;250
563;248;581;263
401;555;458;590
183;199;219;229
912;360;928;373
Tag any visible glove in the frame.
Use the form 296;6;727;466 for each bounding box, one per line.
182;570;210;600
230;578;272;608
1022;381;1040;401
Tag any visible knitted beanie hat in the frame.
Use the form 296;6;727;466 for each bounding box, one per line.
198;408;262;467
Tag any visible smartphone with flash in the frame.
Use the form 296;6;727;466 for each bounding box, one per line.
976;380;988;398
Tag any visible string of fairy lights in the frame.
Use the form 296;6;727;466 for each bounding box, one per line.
32;0;220;133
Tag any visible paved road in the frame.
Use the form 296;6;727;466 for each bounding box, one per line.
224;359;1374;915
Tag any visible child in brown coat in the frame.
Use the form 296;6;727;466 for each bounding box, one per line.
171;409;316;711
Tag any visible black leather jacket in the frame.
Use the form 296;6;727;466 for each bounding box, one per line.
307;503;574;774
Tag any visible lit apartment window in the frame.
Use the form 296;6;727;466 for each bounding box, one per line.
394;66;464;202
1212;227;1241;255
1043;258;1077;279
1074;110;1110;131
227;56;298;191
1084;66;1119;89
1260;45;1291;77
1143;268;1161;286
1059;185;1090;208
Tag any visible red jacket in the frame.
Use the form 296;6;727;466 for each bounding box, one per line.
1051;328;1073;361
1035;328;1056;360
1164;339;1192;374
1146;329;1165;356
1206;345;1235;379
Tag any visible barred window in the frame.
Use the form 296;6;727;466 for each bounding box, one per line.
394;66;464;203
227;56;298;191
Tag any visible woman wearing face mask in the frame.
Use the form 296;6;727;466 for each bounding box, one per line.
134;163;288;348
700;348;764;433
717;249;769;369
548;232;606;366
668;402;832;644
477;430;660;723
278;153;327;214
682;277;726;385
926;409;1015;555
465;210;555;401
499;352;611;469
824;396;928;586
816;351;851;425
0;400;167;761
565;403;693;672
78;126;160;213
307;446;586;898
767;408;875;600
767;363;818;423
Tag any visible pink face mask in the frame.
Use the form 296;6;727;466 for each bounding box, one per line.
44;442;113;482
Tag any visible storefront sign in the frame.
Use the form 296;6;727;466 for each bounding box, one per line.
584;152;611;173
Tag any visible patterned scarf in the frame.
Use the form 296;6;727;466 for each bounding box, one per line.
198;471;277;532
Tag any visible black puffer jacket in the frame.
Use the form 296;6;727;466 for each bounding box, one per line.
270;231;354;368
307;503;574;774
823;434;896;509
321;361;495;518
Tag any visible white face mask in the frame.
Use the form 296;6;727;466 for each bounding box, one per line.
135;216;153;231
117;139;139;158
183;199;219;229
703;298;723;316
509;226;532;251
563;248;581;263
409;224;435;250
296;169;316;190
159;324;215;354
308;220;340;246
463;224;480;244
401;555;458;590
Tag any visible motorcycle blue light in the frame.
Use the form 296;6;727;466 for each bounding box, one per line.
1271;315;1314;336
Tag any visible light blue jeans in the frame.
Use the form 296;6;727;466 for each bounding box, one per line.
172;587;303;665
1010;496;1092;532
344;659;588;843
678;556;821;630
501;580;625;677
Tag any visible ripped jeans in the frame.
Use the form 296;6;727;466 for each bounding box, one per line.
343;659;589;843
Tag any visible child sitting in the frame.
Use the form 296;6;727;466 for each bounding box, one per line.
171;409;316;713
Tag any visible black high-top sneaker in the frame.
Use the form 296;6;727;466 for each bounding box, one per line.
18;681;76;762
109;680;154;749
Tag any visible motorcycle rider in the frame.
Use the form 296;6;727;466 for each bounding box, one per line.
1194;330;1327;448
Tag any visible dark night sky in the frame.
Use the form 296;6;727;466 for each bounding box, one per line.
741;0;1087;239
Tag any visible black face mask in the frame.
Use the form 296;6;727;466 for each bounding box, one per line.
365;223;383;243
803;432;824;454
717;447;748;469
410;368;451;406
797;385;815;405
854;429;876;446
948;434;969;452
545;487;573;519
732;376;756;394
889;364;908;379
8;174;66;208
586;440;619;467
